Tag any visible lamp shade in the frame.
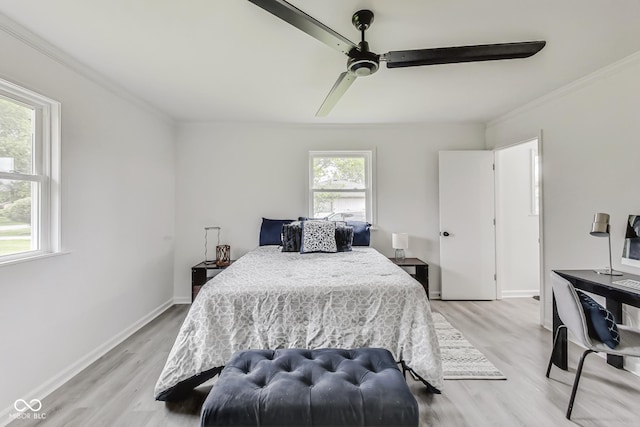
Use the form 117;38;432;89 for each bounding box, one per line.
392;233;409;250
590;213;610;237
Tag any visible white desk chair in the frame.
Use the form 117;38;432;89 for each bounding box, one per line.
547;272;640;419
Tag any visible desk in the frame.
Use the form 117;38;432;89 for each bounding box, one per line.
552;269;640;370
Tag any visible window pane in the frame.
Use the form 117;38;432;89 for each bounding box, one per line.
313;191;366;222
312;157;365;190
0;96;34;174
0;179;34;256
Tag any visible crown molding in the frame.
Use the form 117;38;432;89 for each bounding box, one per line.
487;49;640;128
0;12;174;125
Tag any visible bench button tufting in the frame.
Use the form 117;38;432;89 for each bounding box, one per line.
201;348;419;427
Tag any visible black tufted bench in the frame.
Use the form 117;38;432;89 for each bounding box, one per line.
201;348;418;427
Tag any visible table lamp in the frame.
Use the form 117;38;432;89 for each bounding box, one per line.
590;213;622;276
392;233;408;262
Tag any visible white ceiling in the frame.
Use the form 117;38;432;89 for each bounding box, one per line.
2;0;640;124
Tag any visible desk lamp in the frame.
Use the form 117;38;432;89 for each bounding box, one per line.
590;213;622;276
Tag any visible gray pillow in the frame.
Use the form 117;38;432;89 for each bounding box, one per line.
281;221;302;252
335;224;354;252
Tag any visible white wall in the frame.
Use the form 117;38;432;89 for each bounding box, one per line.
486;52;640;372
495;140;540;297
0;21;175;421
174;122;485;301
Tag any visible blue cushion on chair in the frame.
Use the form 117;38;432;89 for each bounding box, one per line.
259;218;293;246
576;290;620;348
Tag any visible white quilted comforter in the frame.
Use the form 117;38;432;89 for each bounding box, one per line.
154;246;443;399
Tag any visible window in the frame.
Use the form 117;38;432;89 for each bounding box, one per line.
309;151;374;224
0;78;60;263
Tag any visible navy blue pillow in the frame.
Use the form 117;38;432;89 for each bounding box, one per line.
259;218;293;246
576;290;620;349
347;221;371;246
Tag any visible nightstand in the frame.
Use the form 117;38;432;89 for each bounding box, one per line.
389;257;429;298
191;261;234;302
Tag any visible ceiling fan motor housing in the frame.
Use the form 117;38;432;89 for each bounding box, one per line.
347;41;380;76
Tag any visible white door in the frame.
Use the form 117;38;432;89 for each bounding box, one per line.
439;151;496;300
495;140;541;299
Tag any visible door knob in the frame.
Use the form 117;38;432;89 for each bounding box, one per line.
442;231;450;237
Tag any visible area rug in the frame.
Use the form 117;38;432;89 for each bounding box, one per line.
432;312;506;380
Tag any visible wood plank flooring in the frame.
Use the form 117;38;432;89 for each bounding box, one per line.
8;297;640;427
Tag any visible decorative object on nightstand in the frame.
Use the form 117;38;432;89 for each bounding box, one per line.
590;213;622;276
216;244;231;267
392;232;408;262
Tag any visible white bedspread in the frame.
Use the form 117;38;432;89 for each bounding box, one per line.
154;246;443;399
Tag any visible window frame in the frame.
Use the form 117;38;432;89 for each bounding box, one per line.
308;150;375;224
0;78;61;265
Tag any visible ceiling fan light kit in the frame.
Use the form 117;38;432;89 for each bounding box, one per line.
248;0;546;117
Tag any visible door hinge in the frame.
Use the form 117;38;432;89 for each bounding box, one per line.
494;273;497;281
492;163;495;171
493;218;496;226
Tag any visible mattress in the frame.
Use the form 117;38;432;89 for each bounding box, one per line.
155;246;443;400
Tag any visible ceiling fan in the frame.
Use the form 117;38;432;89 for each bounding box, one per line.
248;0;546;117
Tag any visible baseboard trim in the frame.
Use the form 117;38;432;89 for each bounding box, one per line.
0;298;174;427
429;291;442;300
501;290;540;298
173;296;192;304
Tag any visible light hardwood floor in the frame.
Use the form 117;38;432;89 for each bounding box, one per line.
8;298;640;427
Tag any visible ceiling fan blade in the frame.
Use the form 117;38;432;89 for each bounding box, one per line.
248;0;358;55
383;41;546;68
316;72;357;117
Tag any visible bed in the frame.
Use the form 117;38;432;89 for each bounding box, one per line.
154;246;443;400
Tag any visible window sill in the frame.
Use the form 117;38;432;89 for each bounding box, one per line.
0;251;71;268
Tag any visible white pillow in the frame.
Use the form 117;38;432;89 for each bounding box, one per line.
300;220;337;253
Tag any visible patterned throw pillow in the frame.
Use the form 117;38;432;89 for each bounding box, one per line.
576;290;620;348
300;220;337;253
